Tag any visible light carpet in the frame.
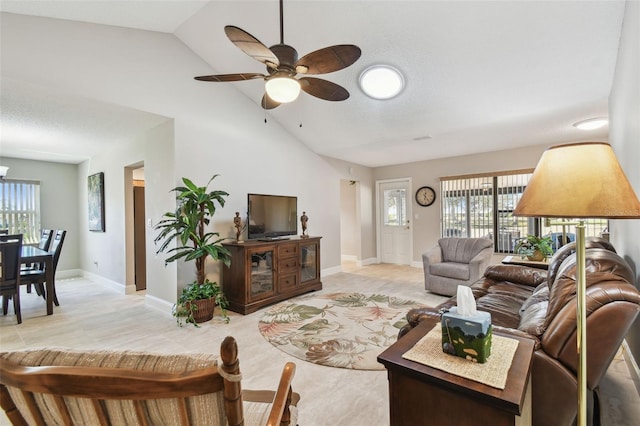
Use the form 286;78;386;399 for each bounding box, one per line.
259;292;425;370
1;262;638;426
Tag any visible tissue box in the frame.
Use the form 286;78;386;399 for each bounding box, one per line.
441;307;492;363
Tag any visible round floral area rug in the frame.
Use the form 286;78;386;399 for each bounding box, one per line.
258;292;426;370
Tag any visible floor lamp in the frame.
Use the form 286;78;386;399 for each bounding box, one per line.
513;142;640;426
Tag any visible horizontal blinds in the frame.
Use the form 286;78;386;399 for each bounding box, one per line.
440;176;493;238
440;169;534;181
440;171;533;251
0;179;41;244
496;173;533;252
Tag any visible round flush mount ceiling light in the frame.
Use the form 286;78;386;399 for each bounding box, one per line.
572;117;608;130
359;65;404;100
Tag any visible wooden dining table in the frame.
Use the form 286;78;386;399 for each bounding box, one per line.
20;246;55;315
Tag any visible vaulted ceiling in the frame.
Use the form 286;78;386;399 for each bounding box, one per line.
0;1;623;167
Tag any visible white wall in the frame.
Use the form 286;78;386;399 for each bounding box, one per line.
141;121;177;304
77;119;173;299
323;157;377;264
373;144;552;263
0;157;80;275
1;14;343;305
609;0;640;365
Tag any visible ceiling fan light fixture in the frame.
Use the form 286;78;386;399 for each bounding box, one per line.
359;65;404;100
265;76;301;103
572;117;608;130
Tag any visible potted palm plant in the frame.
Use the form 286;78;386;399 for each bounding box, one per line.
154;175;232;326
514;234;554;261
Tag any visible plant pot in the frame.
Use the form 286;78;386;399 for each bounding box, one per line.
187;298;215;323
527;250;545;262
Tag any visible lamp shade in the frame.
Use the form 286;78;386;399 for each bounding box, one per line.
0;166;8;178
514;142;640;219
265;76;301;103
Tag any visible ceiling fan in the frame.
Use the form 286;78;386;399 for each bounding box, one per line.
194;0;361;109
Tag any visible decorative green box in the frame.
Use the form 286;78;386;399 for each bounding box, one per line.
441;307;492;363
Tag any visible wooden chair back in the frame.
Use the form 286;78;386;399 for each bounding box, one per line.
0;338;239;425
0;336;298;426
38;229;53;251
49;229;66;270
0;234;23;324
22;230;53;277
20;230;67;307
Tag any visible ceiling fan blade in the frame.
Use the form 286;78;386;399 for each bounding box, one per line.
261;93;281;110
299;77;350;101
295;45;361;75
224;25;279;69
195;73;265;82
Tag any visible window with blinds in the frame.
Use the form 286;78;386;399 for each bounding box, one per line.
440;171;608;253
0;179;41;244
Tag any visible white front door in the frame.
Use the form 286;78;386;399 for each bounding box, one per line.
378;179;412;265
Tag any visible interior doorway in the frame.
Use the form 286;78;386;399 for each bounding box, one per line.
133;178;146;291
377;178;413;265
125;164;147;293
340;180;360;266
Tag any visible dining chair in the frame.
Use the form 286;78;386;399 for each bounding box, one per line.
0;234;23;324
20;230;66;307
21;229;53;295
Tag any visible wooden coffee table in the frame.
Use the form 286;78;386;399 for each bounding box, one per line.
378;317;535;426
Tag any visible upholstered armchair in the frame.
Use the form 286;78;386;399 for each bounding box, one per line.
422;237;494;296
0;336;299;426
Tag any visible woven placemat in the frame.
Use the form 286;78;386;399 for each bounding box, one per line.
402;325;519;389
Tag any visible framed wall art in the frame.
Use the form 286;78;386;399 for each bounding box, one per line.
88;172;105;232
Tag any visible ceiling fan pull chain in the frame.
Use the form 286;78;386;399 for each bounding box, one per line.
299;102;303;128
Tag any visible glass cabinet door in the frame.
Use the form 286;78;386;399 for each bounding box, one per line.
249;247;275;300
300;242;318;283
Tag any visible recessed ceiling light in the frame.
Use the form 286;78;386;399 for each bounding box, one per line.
359;65;404;100
572;117;608;130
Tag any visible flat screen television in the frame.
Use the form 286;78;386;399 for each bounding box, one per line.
247;193;298;240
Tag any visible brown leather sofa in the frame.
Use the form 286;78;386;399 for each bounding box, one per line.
400;238;640;426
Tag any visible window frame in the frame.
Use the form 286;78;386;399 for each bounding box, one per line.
440;170;608;253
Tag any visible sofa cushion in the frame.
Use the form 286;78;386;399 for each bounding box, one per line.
474;294;523;329
0;348;225;425
483;264;547;288
430;262;469;280
518;301;548;337
519;283;549;315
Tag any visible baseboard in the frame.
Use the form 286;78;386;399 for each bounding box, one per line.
410;260;423;269
75;270;172;315
56;269;82;279
340;256;378;268
621;339;640;396
145;293;173;316
322;265;342;276
361;257;378;266
81;271;134;294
